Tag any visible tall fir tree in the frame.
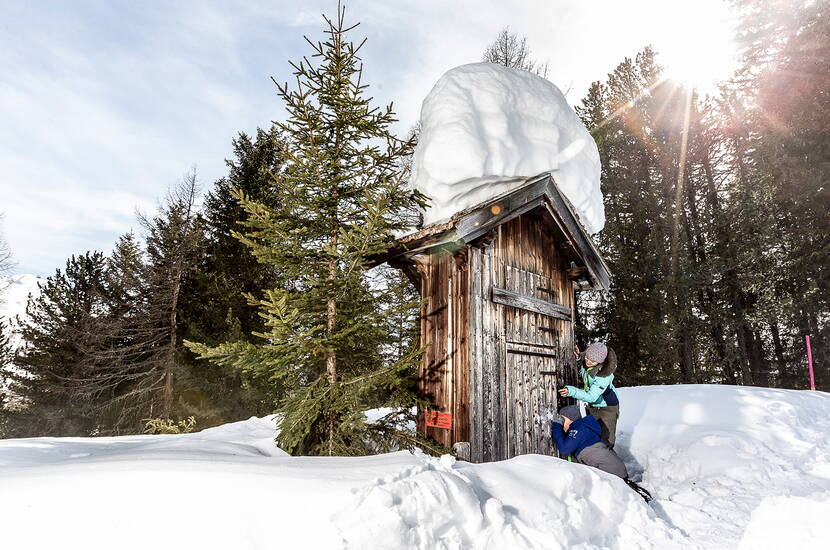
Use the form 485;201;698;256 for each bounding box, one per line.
188;4;430;456
0;320;10;370
0;319;10;435
78;231;148;432
184;127;286;345
176;128;288;424
576;48;685;385
576;15;829;391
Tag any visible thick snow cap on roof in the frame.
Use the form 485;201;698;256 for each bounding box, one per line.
410;63;605;234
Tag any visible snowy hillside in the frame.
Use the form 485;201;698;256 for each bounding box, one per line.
1;385;828;549
410;63;604;233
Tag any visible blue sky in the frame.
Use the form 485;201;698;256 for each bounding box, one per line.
0;0;738;276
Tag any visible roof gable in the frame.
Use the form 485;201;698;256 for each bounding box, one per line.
383;173;611;290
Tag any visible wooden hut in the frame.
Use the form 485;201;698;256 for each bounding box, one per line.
384;172;611;463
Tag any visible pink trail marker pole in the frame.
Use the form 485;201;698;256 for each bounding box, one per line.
806;335;815;391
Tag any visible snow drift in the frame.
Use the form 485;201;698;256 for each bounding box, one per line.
616;385;830;549
410;63;604;233
1;385;828;549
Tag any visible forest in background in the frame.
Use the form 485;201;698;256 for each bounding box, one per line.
0;0;827;442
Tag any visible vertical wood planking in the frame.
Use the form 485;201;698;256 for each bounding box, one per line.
485;212;580;459
453;251;470;444
468;247;483;462
484;239;503;461
418;253;449;447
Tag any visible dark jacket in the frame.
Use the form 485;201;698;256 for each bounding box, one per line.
551;414;628;479
550;414;603;458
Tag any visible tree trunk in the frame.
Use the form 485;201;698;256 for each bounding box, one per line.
700;154;755;385
770;320;788;382
736;324;755;386
326;231;338;456
163;266;182;418
326;237;337;385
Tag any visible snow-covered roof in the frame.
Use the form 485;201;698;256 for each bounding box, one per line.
410;63;605;234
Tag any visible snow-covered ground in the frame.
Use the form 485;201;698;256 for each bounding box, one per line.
1;385;828;549
410;63;604;234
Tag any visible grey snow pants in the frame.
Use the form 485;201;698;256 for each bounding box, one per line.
576;442;628;479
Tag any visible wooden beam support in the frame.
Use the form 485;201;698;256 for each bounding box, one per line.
490;286;572;321
506;348;559;359
566;264;589;280
455;175;550;242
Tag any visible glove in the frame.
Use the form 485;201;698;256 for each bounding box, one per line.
550;412;564;425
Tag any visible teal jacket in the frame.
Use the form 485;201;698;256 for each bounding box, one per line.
565;348;619;408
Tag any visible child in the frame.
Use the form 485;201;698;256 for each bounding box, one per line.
558;342;620;448
551;405;652;502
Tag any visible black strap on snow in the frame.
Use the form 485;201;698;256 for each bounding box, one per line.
624;479;653;503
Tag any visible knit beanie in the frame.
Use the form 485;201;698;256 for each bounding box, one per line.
559;405;582;422
584;342;608;364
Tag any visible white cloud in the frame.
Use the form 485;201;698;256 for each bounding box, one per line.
0;0;738;275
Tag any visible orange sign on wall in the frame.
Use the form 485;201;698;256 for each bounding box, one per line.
425;411;453;429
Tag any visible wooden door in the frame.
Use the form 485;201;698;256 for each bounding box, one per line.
498;265;571;457
467;214;578;463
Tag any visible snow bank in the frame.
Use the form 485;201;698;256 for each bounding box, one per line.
2;385;828;549
0;419;673;550
337;453;680;550
737;493;830;549
616;385;830;549
410;63;604;233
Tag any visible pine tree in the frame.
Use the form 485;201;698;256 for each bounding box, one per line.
79;173;203;432
133;171;203;420
107;231;144;317
576;48;685;385
0;320;10;370
188;3;429;456
569;4;828;391
731;0;830;389
0;319;12;437
0;218;11;420
185;127;286;344
5;252;110;436
0;319;12;408
78;231;147;432
175;128;288;425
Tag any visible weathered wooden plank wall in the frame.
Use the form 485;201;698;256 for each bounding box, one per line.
468;242;504;462
451;252;470;443
416;250;469;448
